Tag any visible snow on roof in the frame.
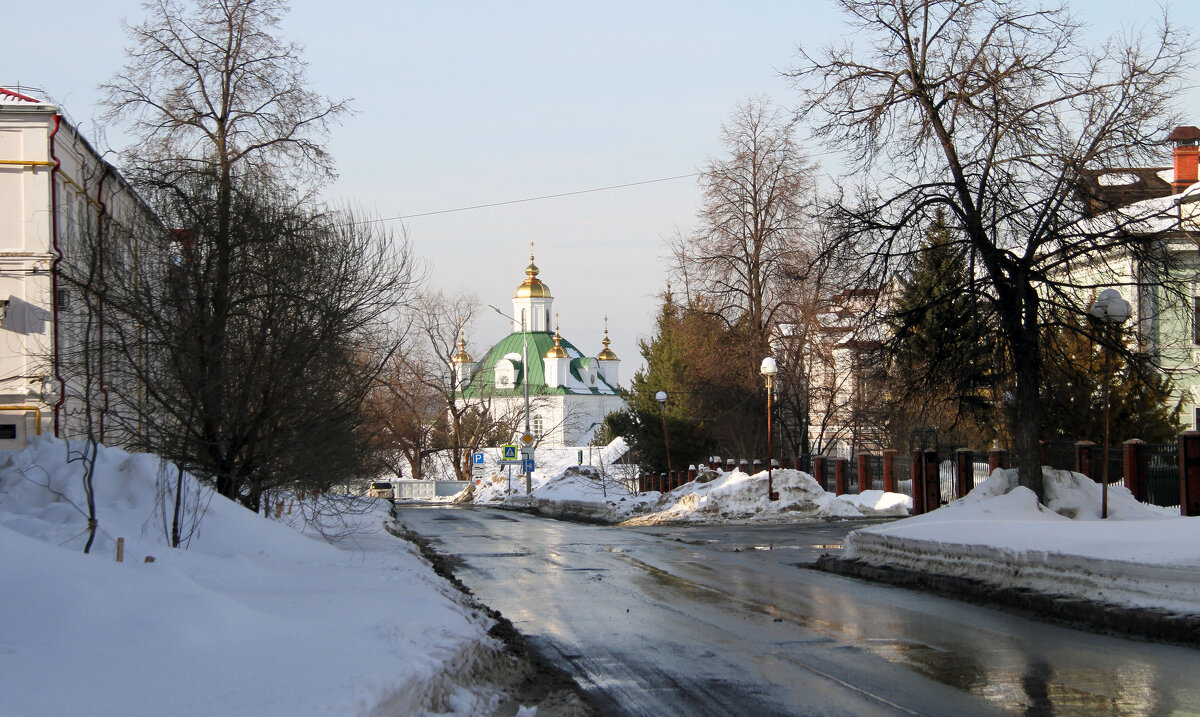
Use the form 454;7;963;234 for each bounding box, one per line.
1078;193;1181;236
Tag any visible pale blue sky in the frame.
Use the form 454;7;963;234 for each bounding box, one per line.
8;1;1199;383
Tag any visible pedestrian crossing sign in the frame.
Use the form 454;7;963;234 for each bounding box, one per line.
501;444;519;463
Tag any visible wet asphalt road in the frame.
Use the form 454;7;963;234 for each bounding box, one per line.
397;505;1200;716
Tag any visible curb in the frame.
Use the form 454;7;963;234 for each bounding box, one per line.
813;555;1200;646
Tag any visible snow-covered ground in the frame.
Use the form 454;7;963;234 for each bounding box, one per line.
844;467;1200;614
450;461;913;525
0;437;537;716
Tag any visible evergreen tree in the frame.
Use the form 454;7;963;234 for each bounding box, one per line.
1040;311;1181;444
884;212;998;446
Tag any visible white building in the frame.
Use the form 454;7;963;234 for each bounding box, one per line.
454;251;626;447
0;87;154;449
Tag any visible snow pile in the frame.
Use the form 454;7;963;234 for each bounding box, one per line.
416;437;634;485
617;468;911;525
459;462;912;525
0;436;520;716
845;467;1200;613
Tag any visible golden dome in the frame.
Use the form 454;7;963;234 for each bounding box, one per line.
545;322;569;359
451;332;472;364
514;247;551;299
597;323;618;361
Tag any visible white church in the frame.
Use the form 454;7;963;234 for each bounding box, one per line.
453;250;626;447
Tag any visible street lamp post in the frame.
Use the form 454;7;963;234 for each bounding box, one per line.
760;357;780;501
655;391;672;489
489;304;532;493
1089;289;1131;519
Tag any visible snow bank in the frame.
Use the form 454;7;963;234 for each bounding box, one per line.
457;461;912;525
626;468;911;525
0;436;514;716
845;467;1200;613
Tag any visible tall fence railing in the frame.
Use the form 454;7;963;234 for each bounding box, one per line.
632;432;1200;514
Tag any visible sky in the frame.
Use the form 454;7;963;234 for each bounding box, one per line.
7;1;1199;384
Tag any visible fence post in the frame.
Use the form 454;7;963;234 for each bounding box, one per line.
1039;440;1048;468
923;448;941;511
1123;439;1147;503
911;449;925;514
1179;432;1200;516
955;448;973;499
1074;441;1097;481
988;447;1008;473
688;465;697;483
835;458;847;496
814;457;826;492
857;454;870;494
882;449;897;493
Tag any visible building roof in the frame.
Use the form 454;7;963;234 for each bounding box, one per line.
1077;167;1174;216
459;331;620;398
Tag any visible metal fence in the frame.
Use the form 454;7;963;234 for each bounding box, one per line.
1147;442;1181;509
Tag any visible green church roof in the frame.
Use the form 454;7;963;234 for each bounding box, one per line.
458;331;619;398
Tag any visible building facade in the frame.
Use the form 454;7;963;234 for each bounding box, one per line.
0;87;154;449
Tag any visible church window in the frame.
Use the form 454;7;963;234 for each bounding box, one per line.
521;309;527;331
532;415;544;438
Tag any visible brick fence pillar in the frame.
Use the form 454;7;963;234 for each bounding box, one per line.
1179;432;1200;516
882;449;897;493
955;448;973;499
1123;439;1147;503
835;458;847;496
688;465;697;483
911;449;925;514
1039;440;1048;468
814;457;826;492
1075;441;1097;481
857;454;870;494
922;448;940;512
988;447;1008;473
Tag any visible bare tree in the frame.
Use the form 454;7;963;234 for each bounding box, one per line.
668;97;817;347
99;0;353;503
101;0;348;189
789;0;1194;495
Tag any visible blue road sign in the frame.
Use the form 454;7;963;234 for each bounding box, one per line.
473;451;485;465
523;458;535;473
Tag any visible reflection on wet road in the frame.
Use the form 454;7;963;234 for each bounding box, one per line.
397;506;1200;716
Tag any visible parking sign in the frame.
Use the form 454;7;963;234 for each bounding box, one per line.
473;451;485;465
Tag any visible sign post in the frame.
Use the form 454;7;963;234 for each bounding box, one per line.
520;447;535;494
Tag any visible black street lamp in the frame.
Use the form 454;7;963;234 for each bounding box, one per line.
1089;289;1131;519
655;391;672;486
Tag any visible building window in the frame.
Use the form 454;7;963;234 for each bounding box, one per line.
1194;295;1200;344
531;415;544;439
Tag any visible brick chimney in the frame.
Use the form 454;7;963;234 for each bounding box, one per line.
1168;126;1200;194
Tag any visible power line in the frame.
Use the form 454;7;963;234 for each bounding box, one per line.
353;172;702;226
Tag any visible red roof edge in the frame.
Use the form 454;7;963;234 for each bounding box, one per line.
0;87;42;103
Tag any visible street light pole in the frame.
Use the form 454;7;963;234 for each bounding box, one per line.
1089;289;1131;519
489;304;532;493
655;391;672;488
760;357;780;501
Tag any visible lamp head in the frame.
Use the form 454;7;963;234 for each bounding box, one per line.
1090;289;1132;324
655;391;667;405
759;357;778;377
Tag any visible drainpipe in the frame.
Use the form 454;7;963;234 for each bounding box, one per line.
95;166;110;441
48;115;66;437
